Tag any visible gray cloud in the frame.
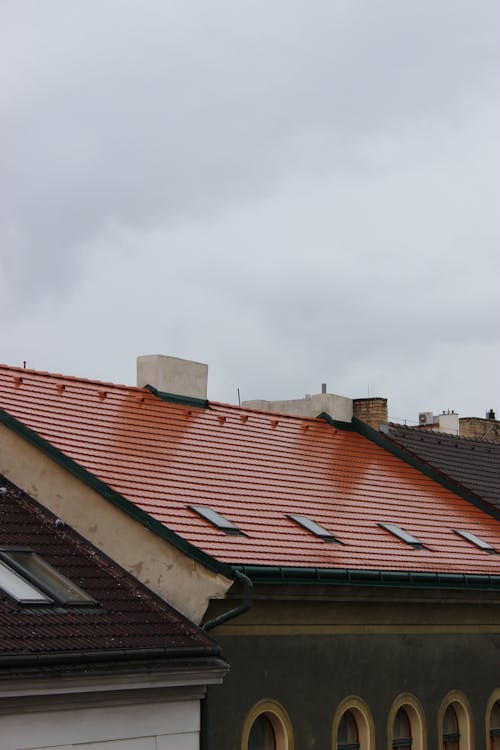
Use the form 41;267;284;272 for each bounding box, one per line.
1;1;499;422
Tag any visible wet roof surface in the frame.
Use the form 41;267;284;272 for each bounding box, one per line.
386;423;500;509
1;364;500;576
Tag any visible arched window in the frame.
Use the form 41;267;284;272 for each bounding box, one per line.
393;707;412;748
242;700;293;750
332;697;374;750
337;710;360;750
443;704;460;750
490;701;500;750
248;713;277;750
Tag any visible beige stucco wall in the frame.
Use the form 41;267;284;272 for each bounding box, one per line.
243;392;353;422
0;424;232;623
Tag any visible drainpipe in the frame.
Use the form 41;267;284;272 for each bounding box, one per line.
201;570;253;750
202;569;253;631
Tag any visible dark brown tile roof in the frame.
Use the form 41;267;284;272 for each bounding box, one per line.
386;424;500;509
0;475;219;660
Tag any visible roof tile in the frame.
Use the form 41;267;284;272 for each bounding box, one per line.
1;364;500;576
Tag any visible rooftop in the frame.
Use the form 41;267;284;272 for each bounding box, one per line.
0;472;219;661
1;364;500;582
386;423;500;510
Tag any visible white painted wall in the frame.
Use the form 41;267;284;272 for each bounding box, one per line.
0;697;199;750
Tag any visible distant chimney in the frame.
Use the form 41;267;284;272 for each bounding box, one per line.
137;355;208;400
352;398;388;431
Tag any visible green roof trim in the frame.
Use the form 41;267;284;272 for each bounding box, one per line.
0;407;233;580
234;565;500;591
145;384;209;409
350;416;500;523
317;412;356;431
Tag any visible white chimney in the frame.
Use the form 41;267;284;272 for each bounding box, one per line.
137;355;208;400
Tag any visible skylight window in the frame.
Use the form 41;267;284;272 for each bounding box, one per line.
288;514;339;542
379;523;425;549
189;505;242;535
453;529;497;553
0;549;95;605
0;558;53;604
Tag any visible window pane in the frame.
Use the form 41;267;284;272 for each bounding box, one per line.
491;701;500;731
443;705;459;734
491;700;500;749
2;551;93;604
393;708;412;748
0;559;52;603
337;710;359;749
248;714;276;750
443;705;460;750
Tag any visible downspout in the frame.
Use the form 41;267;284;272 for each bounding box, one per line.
202;569;253;631
201;570;253;750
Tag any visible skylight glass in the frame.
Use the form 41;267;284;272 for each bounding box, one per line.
379;523;424;548
189;505;242;534
453;529;496;553
0;558;52;604
0;550;95;605
288;514;338;542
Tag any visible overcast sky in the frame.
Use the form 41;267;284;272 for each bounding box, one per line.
1;1;499;423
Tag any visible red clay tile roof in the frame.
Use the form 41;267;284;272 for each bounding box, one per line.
1;364;500;578
386;423;500;509
0;473;219;658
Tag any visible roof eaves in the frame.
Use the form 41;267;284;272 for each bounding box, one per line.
350;416;500;522
0;647;226;669
234;565;500;591
145;384;209;409
0;407;234;581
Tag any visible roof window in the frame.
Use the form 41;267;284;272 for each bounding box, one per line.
379;523;425;549
0;549;95;605
189;505;242;535
0;558;53;604
453;529;497;553
288;514;339;542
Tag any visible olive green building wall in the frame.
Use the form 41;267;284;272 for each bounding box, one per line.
204;588;500;749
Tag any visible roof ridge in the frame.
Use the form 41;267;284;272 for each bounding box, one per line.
0;363;142;393
209;400;328;422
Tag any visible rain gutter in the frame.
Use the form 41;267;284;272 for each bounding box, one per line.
0;645;224;668
234;565;500;591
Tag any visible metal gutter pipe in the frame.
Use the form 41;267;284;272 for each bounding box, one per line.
202;569;253;631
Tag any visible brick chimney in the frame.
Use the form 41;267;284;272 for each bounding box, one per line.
137;355;208;400
352;397;388;430
459;413;500;441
